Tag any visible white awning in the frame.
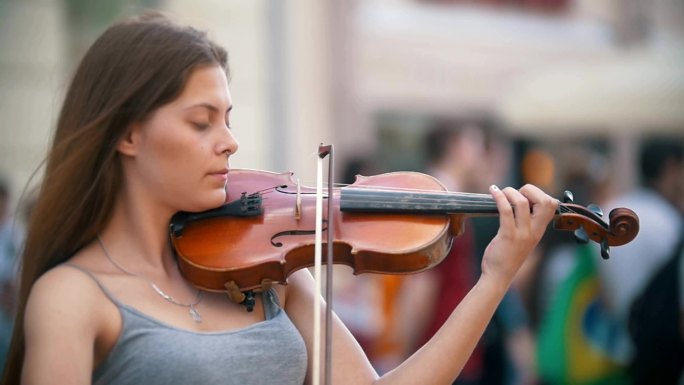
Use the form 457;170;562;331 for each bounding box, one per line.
497;45;684;136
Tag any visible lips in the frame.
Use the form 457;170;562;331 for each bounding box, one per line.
209;167;229;175
208;168;229;181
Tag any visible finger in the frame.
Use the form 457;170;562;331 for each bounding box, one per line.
501;187;531;231
519;184;558;232
490;185;514;233
519;184;558;217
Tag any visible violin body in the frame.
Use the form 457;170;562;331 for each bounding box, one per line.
172;169;458;293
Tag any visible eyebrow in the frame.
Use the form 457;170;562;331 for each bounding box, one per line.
185;103;233;114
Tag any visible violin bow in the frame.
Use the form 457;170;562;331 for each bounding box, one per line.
313;144;334;385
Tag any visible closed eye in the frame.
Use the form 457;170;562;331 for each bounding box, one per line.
192;122;210;130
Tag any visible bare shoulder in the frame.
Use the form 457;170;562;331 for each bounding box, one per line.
26;239;114;323
29;262;105;303
25;264;105;338
22;264;109;383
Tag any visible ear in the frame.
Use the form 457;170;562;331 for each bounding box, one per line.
116;122;142;157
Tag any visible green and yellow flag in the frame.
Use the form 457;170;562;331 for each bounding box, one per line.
536;244;629;385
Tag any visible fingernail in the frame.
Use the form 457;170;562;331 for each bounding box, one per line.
490;184;499;191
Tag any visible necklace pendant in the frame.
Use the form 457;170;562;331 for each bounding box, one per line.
189;305;202;323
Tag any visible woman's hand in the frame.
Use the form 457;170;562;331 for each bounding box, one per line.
481;184;558;289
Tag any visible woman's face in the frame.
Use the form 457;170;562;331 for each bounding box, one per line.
120;64;238;213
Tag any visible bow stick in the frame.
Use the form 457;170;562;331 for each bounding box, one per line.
313;144;334;385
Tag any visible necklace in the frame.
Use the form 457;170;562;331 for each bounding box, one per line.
96;235;203;323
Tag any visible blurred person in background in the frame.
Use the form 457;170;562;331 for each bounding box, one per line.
611;138;684;384
400;118;484;385
0;179;23;374
597;137;684;383
398;117;537;385
1;12;559;385
529;147;630;385
468;121;538;385
627;221;684;385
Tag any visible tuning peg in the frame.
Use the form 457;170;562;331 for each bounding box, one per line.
573;225;590;244
587;203;604;218
563;190;574;203
600;239;610;260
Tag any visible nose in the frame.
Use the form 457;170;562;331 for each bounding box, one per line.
217;127;239;156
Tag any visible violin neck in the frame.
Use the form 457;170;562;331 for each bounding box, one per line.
339;187;499;216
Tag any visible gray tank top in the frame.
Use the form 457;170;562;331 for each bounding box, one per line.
65;264;307;385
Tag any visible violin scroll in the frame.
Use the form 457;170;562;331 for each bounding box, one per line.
607;207;640;246
552;195;639;260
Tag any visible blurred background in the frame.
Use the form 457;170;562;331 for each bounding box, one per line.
1;0;683;384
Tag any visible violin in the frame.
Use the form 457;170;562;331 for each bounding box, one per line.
169;169;639;308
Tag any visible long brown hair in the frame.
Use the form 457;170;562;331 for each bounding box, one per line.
2;12;228;384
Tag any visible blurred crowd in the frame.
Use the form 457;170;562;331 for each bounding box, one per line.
332;115;684;385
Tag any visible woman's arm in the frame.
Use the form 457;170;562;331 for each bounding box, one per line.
285;268;380;385
286;184;557;385
22;267;103;385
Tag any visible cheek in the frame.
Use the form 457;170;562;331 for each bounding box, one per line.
144;140;186;175
138;127;195;182
143;120;197;162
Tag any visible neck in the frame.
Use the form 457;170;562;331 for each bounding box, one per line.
99;187;177;275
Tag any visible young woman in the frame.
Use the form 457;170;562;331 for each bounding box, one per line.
2;12;558;385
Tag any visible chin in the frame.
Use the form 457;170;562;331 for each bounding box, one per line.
207;190;228;208
185;191;227;213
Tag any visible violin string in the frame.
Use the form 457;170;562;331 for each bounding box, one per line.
340;190;496;201
339;186;584;214
281;185;496;202
250;185;582;216
337;190;499;208
267;188;553;208
240;181;585;212
257;181;560;208
257;197;585;222
334;188;578;215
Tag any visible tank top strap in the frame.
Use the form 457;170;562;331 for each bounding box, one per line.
261;288;282;320
62;263;123;306
64;263;282;319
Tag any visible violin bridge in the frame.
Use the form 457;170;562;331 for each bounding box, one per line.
295;178;302;220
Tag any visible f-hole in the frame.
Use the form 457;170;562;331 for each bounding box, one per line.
271;220;329;247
